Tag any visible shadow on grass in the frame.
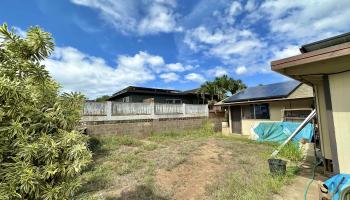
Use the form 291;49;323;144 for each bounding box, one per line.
103;185;168;200
88;136;103;153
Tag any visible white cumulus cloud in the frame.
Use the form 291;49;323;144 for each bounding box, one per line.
180;0;350;76
235;66;248;75
159;72;179;82
43;47;191;98
185;73;206;83
70;0;182;35
208;66;228;77
165;63;193;72
184;26;264;61
260;0;350;41
272;45;301;60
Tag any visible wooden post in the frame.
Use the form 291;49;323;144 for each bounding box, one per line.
228;106;232;134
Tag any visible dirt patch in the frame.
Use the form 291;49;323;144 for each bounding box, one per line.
155;139;231;200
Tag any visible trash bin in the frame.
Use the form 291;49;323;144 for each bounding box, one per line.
268;158;287;176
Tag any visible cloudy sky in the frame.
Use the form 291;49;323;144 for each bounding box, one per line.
1;0;350;98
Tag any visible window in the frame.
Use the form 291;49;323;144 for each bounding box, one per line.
254;104;270;119
241;103;270;119
122;96;129;102
166;99;182;104
242;105;254;119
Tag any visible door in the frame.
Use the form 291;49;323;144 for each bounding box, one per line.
231;106;242;134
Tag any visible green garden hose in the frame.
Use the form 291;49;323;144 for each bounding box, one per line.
304;160;322;200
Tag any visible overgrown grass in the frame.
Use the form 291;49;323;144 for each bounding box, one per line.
115;152;145;175
76;135;146;199
148;119;216;141
278;142;303;162
210;166;299;200
219;134;304;162
77;122;302;199
142;143;158;151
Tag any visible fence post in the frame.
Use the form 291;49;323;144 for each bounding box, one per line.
106;101;112;120
183;103;186;116
151;102;156;119
205;104;209;117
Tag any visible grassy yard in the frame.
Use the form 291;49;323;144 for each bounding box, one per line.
75;124;300;200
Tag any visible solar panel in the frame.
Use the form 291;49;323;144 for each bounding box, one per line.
223;80;301;103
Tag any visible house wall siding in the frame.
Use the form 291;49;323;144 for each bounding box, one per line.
230;99;314;135
288;83;314;99
329;71;350;173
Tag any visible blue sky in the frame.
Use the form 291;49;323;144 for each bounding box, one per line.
1;0;350;99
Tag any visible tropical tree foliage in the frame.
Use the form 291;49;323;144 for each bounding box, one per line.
95;95;110;102
0;23;91;199
198;75;247;102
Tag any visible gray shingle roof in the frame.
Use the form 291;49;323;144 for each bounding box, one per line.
223;80;301;103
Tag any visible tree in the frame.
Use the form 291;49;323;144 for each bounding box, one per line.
198;81;217;102
0;23;91;199
214;75;231;100
227;79;247;95
199;75;247;102
95;95;110;102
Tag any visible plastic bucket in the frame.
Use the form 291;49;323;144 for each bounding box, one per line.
268;158;287;176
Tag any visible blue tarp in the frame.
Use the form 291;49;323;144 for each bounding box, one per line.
253;122;314;143
324;174;350;200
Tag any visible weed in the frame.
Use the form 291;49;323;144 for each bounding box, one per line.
77;165;114;195
165;156;187;171
211;166;298;200
116;152;145;175
149;121;216;142
77;127;298;199
143;143;158;151
278;142;303;162
113;135;143;146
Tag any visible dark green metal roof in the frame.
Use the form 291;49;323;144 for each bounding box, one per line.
300;32;350;53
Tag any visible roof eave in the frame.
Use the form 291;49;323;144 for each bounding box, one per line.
271;42;350;72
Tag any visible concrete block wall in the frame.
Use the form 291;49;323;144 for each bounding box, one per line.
84;117;224;137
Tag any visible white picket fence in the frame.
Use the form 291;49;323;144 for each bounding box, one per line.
82;101;209;122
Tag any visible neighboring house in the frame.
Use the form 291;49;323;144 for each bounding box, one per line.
108;86;217;104
218;80;314;135
271;32;350;174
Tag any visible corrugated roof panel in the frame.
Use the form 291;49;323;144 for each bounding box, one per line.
223;80;301;103
300;32;350;53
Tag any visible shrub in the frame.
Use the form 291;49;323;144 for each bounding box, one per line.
0;23;91;199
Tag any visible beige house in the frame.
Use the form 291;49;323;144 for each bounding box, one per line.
219;80;314;135
271;32;350;174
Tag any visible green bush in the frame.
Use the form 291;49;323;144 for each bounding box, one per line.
0;23;92;199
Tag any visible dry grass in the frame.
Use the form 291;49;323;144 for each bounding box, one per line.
75;125;300;200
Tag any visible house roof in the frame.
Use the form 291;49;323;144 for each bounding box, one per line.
182;88;200;94
223;80;301;103
108;86;202;100
300;32;350;53
272;32;350;72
